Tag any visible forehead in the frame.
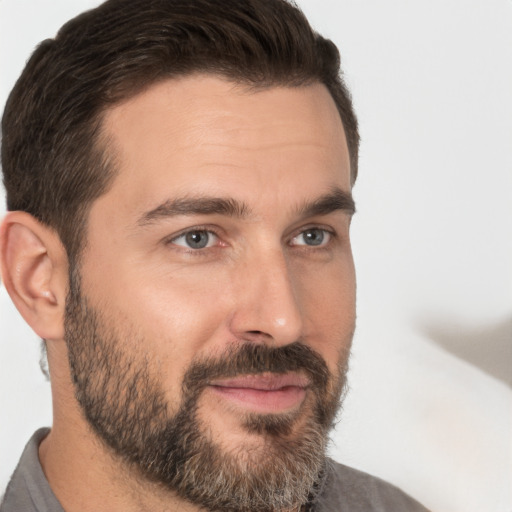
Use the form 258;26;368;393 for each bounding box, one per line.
98;75;351;217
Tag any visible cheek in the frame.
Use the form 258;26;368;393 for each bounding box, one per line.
300;250;355;315
80;254;235;398
296;256;356;370
140;261;231;319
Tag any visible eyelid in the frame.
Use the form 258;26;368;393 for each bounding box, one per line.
173;231;218;249
164;225;225;249
289;226;336;247
162;223;337;251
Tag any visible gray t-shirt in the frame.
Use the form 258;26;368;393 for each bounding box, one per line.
1;429;429;511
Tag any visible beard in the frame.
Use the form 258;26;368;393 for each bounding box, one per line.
64;272;350;512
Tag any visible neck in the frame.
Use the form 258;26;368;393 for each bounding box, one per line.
39;425;309;512
39;422;202;512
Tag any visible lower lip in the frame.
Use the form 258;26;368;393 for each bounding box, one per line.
209;385;307;413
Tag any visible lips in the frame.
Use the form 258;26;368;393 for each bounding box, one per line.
208;372;310;413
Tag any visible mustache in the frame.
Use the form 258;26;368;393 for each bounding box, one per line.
182;342;330;394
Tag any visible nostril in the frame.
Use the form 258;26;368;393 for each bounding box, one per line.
242;330;275;344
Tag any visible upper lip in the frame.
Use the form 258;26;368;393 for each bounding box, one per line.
209;372;310;391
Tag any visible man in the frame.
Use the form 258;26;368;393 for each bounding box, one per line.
0;1;428;511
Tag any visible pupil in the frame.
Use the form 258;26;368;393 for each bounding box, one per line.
186;231;208;249
305;229;324;246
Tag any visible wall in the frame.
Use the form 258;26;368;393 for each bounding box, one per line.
1;1;511;511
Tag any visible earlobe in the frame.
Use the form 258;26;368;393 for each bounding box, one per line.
0;212;68;340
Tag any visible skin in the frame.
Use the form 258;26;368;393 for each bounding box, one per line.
0;75;356;512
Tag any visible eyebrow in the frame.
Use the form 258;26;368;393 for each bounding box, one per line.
297;187;356;217
138;197;250;226
137;187;355;227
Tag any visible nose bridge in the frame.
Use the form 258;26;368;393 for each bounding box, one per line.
231;242;303;345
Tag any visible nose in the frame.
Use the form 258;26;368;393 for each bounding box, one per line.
229;247;304;347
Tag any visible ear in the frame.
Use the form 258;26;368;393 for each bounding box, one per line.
0;212;68;340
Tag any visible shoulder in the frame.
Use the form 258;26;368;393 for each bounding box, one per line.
0;428;64;512
314;459;430;512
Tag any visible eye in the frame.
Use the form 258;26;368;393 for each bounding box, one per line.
291;228;331;247
170;230;218;249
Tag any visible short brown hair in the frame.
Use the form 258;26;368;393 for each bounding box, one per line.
2;0;359;262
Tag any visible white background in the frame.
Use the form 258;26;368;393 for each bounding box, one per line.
1;1;511;511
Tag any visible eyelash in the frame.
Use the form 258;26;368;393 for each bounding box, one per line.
165;226;224;252
289;227;334;248
164;225;336;253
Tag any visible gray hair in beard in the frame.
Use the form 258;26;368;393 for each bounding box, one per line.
65;272;349;511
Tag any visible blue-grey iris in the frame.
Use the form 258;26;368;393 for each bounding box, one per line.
303;229;324;246
186;231;210;249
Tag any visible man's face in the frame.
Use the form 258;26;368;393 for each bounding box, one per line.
66;75;356;511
